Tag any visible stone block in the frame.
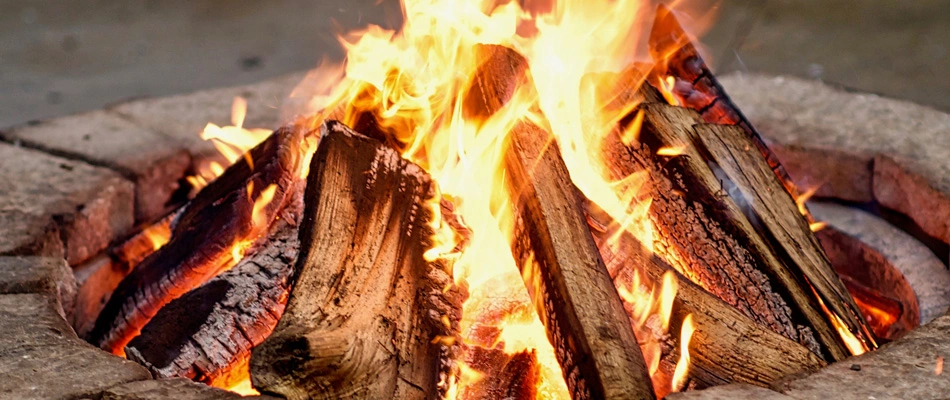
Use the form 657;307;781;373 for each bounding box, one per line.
0;256;77;320
0;293;150;399
720;73;950;243
99;378;252;400
1;111;191;222
0;143;135;265
667;383;793;400
777;313;950;400
109;71;305;162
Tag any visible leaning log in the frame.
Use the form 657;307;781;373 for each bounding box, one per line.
125;196;302;387
587;205;826;389
466;43;657;399
87;126;307;354
250;121;462;400
602;102;877;361
648;4;797;196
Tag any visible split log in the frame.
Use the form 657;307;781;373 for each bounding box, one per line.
124;196;301;387
587;205;826;389
602;102;876;360
250;121;462;400
87;126;307;354
648;5;797;196
468;44;656;399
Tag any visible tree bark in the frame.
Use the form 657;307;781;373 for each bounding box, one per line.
602;102;876;361
125;199;301;387
250;121;462;400
87;126;307;355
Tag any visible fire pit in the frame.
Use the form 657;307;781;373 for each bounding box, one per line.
0;2;948;400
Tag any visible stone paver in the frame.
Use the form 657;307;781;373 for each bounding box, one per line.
667;383;793;400
810;202;950;324
0;293;150;399
720;73;950;244
777;313;950;400
99;378;260;400
0;256;77;321
1;110;190;222
109;71;305;162
0;142;134;265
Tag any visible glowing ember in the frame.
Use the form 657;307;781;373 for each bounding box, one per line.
937;356;944;376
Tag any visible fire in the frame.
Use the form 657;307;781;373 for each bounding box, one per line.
937;356;944;376
226;378;259;396
141;223;171;252
671;313;695;392
188;97;273;192
272;0;706;397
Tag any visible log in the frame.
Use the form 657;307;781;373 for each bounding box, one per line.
468;44;656;399
125;196;301;387
648;5;797;196
587;205;826;389
87;126;307;354
602;102;876;360
250;121;462;400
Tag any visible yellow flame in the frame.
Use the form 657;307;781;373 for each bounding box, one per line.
188;98;274;192
226;378;259;396
795;185;821;216
656;145;686;156
809;221;828;232
671;313;695;392
141;223;171;251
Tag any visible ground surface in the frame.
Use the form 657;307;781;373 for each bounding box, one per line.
1;0;947;127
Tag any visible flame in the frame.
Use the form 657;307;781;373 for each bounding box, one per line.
671;313;695;392
809;221;828;232
659;76;680;106
188;97;273;192
937;356;944;376
226;377;259;396
264;0;715;396
141;223;171;251
656;145;686;157
812;288;868;356
795;185;821;216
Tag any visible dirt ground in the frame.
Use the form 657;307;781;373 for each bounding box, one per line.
1;0;947;127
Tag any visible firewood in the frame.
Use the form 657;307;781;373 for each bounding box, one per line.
648;5;797;196
587;207;826;389
602;102;876;361
250;121;462;400
87;126;307;355
468;44;657;399
124;197;301;387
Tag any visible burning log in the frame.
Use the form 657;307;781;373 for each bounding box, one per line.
602;101;877;361
587;207;826;389
250;121;462;399
86;126;306;354
459;347;540;400
467;44;657;399
648;5;796;196
124;199;301;387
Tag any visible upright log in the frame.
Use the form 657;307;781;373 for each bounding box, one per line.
87;126;306;355
602;102;876;361
466;44;656;399
250;121;462;400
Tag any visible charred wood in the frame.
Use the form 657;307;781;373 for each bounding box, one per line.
587;206;826;389
87;126;307;354
250;121;462;400
125;198;301;387
602;103;876;360
460;347;540;400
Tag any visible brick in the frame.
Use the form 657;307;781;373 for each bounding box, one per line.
0;143;134;265
720;73;950;244
109;71;305;162
0;256;77;321
0;293;151;399
2;110;190;222
777;313;950;400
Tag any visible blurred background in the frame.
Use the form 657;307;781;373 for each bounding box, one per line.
1;0;947;127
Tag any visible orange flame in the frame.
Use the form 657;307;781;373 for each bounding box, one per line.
937;356;944;376
671;313;695;392
226;378;259;396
